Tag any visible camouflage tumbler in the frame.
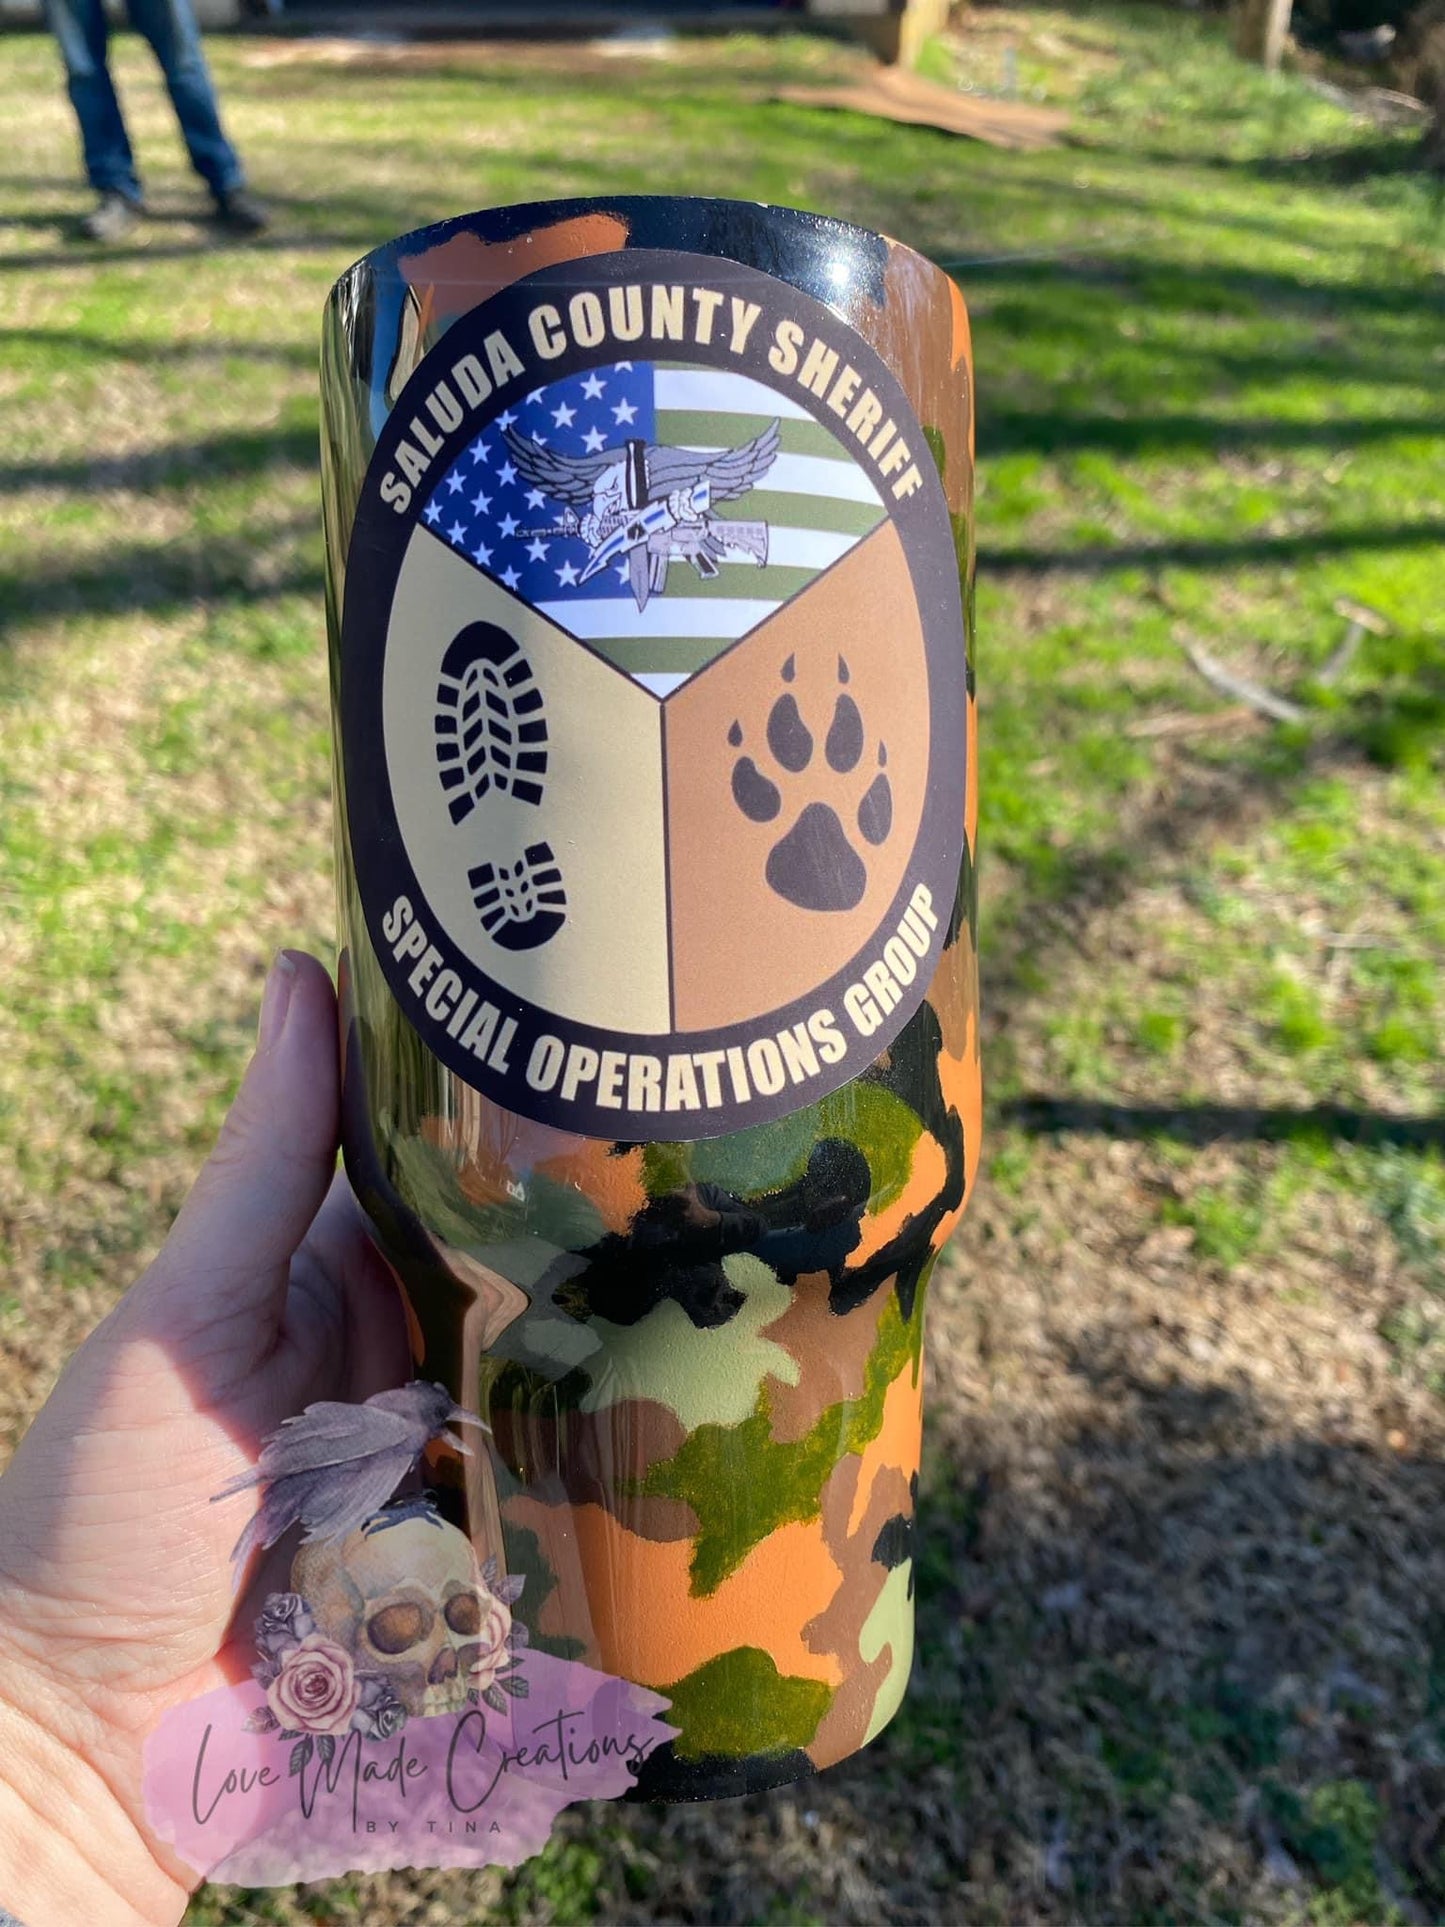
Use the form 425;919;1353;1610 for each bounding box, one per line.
322;198;981;1800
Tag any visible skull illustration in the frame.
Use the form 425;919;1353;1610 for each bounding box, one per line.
291;1512;503;1719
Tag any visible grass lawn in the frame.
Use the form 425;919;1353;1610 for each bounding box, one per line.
2;5;1444;1921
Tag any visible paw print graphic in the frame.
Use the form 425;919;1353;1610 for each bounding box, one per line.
728;654;893;913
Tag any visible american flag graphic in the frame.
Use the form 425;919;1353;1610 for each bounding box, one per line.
420;362;886;698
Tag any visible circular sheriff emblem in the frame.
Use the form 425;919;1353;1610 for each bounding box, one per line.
341;250;968;1140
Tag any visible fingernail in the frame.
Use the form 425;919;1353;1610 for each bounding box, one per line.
256;950;299;1052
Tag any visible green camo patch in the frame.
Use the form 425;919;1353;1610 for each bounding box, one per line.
640;1288;923;1594
661;1646;832;1760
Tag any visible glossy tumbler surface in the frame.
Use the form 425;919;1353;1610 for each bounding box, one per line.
323;198;981;1800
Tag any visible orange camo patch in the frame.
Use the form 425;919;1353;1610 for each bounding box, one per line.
932;926;974;1062
950;278;975;462
759;1271;892;1446
847;1345;924;1542
397;213;631;328
534;1140;648;1236
949;275;974;372
801;1354;923;1764
502;1494;846;1694
849;1128;948;1268
805;1452;914;1766
873;241;972;516
939;994;983;1218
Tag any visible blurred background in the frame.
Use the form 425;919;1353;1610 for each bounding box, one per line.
1;0;1442;1920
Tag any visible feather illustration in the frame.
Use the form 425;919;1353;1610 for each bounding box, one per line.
213;1381;484;1575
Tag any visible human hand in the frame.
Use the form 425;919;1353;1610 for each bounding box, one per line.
0;952;410;1927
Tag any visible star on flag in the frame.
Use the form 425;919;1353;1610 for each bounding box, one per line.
419;360;658;613
415;354;889;699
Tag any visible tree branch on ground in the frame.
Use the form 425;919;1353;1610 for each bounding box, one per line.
1182;642;1308;723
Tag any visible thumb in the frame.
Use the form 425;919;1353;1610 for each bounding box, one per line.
148;950;341;1332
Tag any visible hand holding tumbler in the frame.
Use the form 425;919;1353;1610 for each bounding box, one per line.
323;197;981;1806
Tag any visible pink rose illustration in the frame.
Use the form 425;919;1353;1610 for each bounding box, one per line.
266;1635;361;1737
467;1591;513;1697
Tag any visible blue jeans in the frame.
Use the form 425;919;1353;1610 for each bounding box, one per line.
44;0;245;202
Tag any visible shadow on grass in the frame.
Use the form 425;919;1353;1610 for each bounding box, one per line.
964;248;1444;321
0;209;103;236
0;425;319;496
1001;1096;1445;1151
955;145;1417;256
0;232;362;273
983;518;1445;573
0;174;92;191
982;407;1445;459
857;1363;1445;1922
1064;122;1441;205
0;526;321;639
0;176;496;276
0;325;314;368
1216;136;1444;186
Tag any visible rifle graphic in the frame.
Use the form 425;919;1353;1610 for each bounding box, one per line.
577;479;712;587
514;511;771;610
671;520;769;571
512;511;582;541
508;438;774;613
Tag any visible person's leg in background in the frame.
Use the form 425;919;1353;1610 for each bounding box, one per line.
43;0;145;242
125;0;268;232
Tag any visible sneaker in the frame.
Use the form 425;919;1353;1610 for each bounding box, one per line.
213;188;270;235
78;192;143;244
